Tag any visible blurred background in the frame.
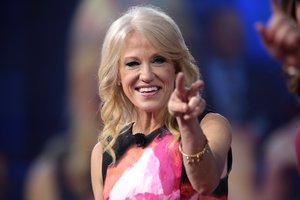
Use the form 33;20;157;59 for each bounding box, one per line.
1;0;300;200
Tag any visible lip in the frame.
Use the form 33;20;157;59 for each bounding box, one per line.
139;90;159;98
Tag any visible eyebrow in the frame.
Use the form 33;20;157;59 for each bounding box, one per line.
123;57;139;62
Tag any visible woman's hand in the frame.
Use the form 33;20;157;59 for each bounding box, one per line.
168;72;206;121
168;72;231;194
255;0;300;68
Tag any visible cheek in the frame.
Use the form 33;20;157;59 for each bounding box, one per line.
120;74;139;100
164;71;176;91
121;75;134;92
119;69;134;86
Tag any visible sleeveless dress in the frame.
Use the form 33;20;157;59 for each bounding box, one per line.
102;111;232;200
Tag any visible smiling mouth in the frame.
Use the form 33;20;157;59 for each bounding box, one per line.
136;86;161;93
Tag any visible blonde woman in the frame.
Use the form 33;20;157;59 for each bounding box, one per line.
91;5;232;200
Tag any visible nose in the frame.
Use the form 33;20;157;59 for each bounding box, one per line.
140;64;154;82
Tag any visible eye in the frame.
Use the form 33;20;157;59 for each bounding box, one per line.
152;56;166;64
126;61;140;67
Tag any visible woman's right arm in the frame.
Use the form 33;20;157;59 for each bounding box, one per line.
91;142;104;200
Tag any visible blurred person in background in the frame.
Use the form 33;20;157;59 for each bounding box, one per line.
256;0;300;199
201;8;249;125
23;0;120;199
200;7;262;200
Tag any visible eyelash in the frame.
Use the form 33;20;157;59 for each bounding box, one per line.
152;56;166;64
126;61;140;67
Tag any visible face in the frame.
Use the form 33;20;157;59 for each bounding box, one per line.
119;31;176;114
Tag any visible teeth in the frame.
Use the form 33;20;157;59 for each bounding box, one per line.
138;87;159;93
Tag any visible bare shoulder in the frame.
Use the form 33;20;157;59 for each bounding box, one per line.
200;112;232;147
91;141;104;172
91;141;104;158
91;141;104;200
201;112;231;129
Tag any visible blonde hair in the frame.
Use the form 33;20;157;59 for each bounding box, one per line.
98;5;200;162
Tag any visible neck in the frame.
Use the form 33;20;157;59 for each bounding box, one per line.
133;106;169;134
133;112;164;135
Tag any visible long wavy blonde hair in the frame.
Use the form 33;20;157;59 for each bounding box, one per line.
98;5;201;162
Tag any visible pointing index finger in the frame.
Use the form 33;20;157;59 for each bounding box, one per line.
175;72;186;94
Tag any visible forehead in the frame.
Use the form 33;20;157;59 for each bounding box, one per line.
121;31;158;57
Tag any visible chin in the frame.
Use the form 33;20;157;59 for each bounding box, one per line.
138;104;164;113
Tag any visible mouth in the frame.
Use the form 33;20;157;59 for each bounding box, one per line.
135;86;161;93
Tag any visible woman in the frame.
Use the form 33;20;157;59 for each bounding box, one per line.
91;5;232;200
256;0;300;199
